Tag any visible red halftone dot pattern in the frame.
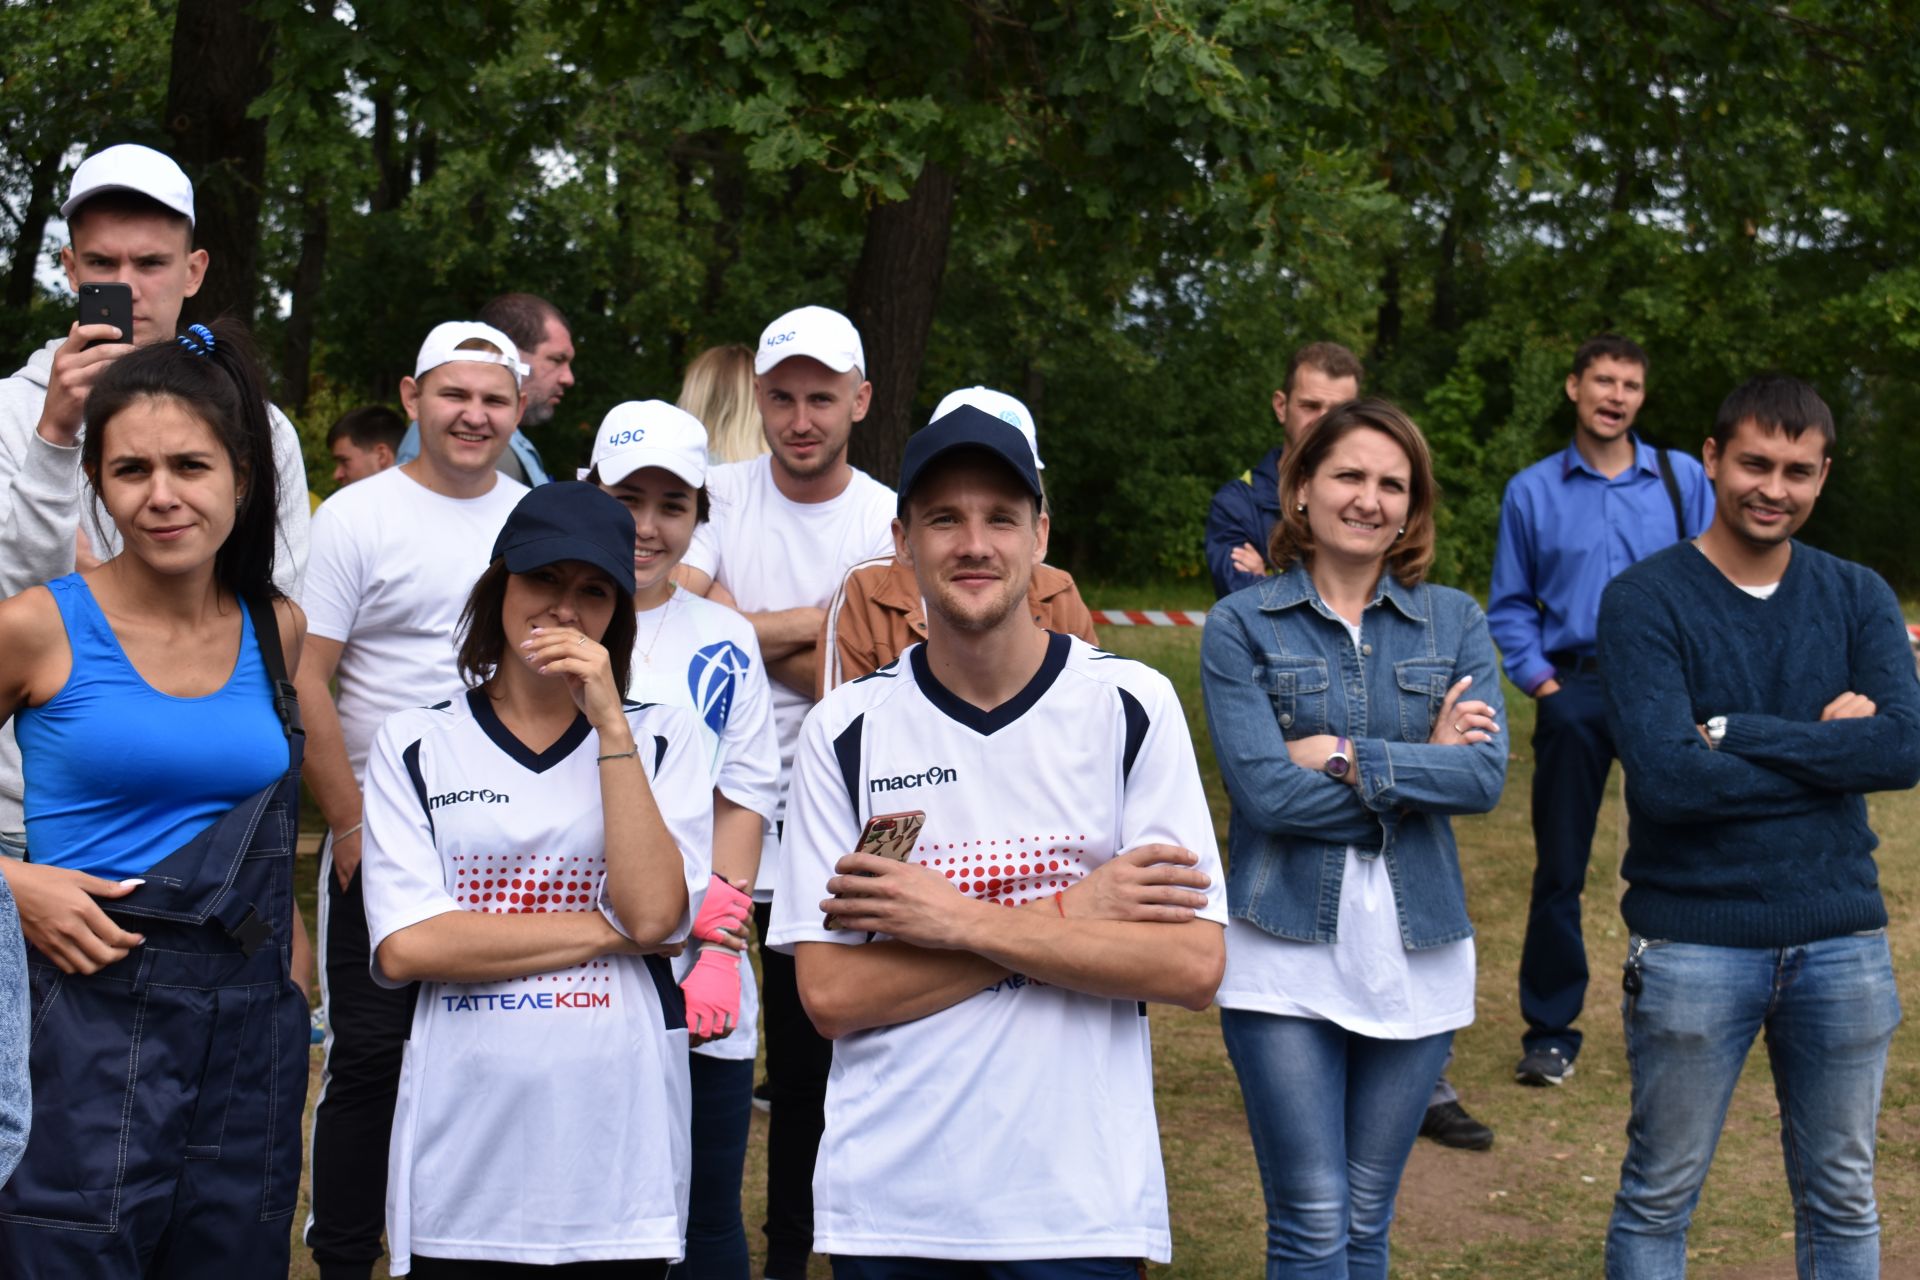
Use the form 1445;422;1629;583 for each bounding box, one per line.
917;836;1090;908
451;850;612;983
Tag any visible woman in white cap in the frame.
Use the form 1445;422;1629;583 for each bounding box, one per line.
358;481;712;1277
585;400;779;1280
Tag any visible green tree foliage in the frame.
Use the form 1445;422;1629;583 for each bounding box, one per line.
4;1;1919;590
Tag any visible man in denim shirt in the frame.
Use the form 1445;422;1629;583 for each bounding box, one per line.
1488;335;1713;1087
0;876;27;1183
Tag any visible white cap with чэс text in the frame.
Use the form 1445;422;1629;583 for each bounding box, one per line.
61;144;196;226
930;386;1044;470
755;305;866;377
579;400;710;489
413;321;528;386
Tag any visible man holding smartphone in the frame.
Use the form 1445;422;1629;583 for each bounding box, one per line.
771;406;1227;1276
0;143;310;864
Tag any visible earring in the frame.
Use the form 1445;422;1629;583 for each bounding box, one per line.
1397;525;1405;536
1295;503;1306;513
235;494;244;508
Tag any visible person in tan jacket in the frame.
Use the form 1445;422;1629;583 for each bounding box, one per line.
822;387;1097;691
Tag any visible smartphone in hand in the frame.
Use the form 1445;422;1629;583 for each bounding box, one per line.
78;282;133;349
824;810;927;930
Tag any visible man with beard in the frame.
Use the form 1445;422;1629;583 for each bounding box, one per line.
771;405;1225;1275
677;304;896;1279
1597;375;1919;1277
1489;334;1714;1089
395;292;570;484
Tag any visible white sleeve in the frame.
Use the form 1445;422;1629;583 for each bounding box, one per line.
767;704;865;952
0;426;80;597
683;518;720;580
1118;673;1228;924
267;404;310;596
715;626;780;827
360;720;461;987
300;498;364;643
598;707;715;945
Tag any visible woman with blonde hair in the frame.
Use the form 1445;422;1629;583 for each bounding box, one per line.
677;344;766;465
1201;398;1508;1279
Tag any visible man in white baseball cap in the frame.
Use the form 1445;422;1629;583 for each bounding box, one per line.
0;142;311;864
297;319;530;1280
395;292;573;485
929;385;1044;469
678;303;896;1278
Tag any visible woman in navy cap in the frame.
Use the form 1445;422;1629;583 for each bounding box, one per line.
358;482;713;1276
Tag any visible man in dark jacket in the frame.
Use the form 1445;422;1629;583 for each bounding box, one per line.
1204;342;1363;598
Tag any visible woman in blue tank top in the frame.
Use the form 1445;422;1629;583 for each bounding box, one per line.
0;320;309;1276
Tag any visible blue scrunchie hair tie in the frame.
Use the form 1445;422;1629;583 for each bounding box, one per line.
176;323;215;357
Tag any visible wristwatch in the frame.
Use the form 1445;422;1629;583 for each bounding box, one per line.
1705;715;1728;749
1325;736;1353;779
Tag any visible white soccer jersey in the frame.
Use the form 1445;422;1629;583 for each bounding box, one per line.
361;689;713;1271
302;466;528;778
682;456;896;838
627;588;780;1061
768;633;1226;1263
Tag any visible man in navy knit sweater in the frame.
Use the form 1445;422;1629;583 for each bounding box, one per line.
1596;375;1920;1280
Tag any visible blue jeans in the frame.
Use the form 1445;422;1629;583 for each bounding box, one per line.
1606;931;1902;1280
1221;1009;1454;1280
0;872;27;1184
668;1053;754;1280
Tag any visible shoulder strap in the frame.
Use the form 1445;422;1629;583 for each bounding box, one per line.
1655;447;1687;542
243;594;304;745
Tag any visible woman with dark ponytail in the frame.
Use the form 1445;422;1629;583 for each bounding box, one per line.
0;319;311;1277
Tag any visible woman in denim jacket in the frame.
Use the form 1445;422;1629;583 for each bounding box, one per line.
1200;399;1507;1279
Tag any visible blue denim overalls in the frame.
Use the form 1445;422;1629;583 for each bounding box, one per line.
0;596;307;1278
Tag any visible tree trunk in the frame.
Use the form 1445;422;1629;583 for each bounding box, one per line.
1372;254;1402;363
164;0;274;329
4;150;61;312
845;160;958;485
281;194;329;413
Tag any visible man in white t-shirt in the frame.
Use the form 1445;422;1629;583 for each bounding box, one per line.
677;304;895;1278
770;406;1228;1277
296;321;532;1280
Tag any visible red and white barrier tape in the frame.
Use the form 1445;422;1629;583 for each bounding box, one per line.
1091;609;1209;628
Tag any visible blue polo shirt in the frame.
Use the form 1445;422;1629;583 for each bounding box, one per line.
1487;436;1714;694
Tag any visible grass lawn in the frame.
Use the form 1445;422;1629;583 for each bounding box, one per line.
289;625;1919;1278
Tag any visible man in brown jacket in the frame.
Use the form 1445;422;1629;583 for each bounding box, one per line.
822;387;1097;690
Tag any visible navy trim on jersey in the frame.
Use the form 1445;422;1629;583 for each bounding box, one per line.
853;657;900;685
651;734;669;773
1117;687;1149;782
833;714;866;819
644;952;687;1031
465;687;592;774
908;630;1070;735
402;738;434;838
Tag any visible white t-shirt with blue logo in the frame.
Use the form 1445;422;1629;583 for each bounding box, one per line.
769;633;1226;1263
626;587;780;1062
361;689;713;1271
682;456;897;880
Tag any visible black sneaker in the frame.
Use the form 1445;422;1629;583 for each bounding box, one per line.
1515;1045;1575;1086
1420;1100;1495;1150
751;1079;772;1113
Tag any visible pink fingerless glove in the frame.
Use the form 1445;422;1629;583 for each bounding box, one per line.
681;944;742;1040
691;874;753;945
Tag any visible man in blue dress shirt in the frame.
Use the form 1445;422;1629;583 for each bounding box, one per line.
1488;335;1714;1088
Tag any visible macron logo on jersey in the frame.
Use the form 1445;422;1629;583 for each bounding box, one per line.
689;640;752;735
430;788;511;809
869;765;959;794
